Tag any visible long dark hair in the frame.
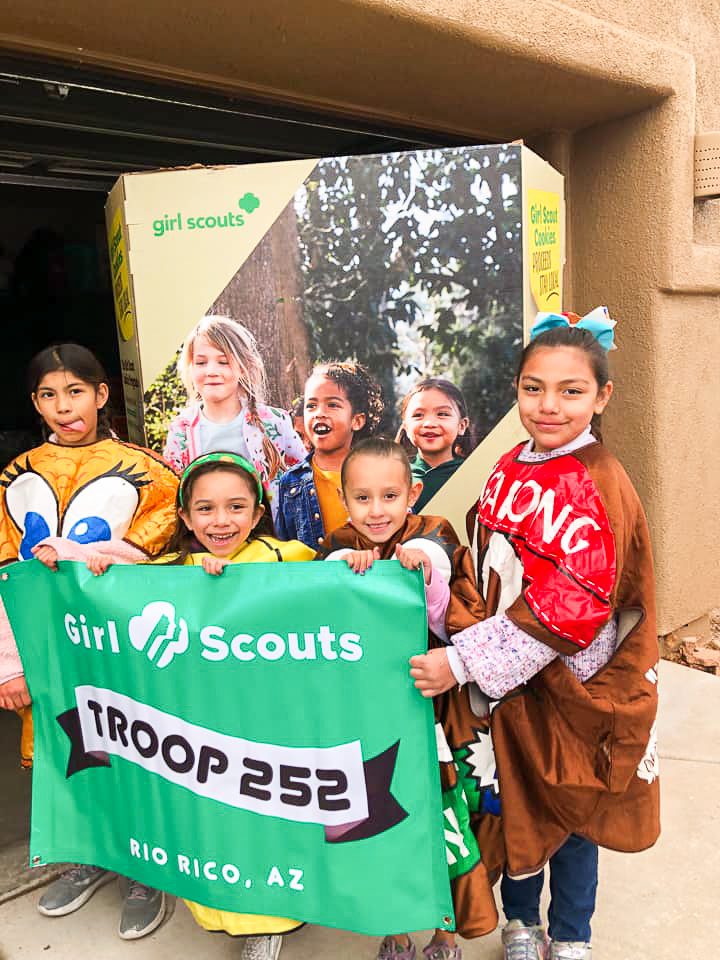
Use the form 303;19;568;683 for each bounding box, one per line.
160;460;275;565
516;326;610;440
398;377;474;458
28;343;112;440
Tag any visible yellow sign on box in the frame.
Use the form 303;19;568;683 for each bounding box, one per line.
528;189;561;311
108;208;135;342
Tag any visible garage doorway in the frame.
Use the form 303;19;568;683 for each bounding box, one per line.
0;51;460;897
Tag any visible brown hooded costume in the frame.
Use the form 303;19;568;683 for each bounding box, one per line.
453;440;660;878
322;513;499;937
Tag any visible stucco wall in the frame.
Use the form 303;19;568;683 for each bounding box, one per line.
559;0;720;243
2;0;719;632
559;0;720;631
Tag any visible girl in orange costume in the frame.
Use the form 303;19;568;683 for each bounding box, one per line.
0;343;178;940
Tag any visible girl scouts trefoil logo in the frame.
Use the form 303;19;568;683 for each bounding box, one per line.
128;601;190;669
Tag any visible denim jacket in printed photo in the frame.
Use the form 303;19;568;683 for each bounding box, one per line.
275;454;326;551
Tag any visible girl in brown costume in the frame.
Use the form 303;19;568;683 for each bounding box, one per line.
322;437;498;960
412;310;660;960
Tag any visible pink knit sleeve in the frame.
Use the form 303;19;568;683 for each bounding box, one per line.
0;598;23;686
453;613;619;699
36;537;146;565
425;568;450;641
452;614;557;699
0;539;146;685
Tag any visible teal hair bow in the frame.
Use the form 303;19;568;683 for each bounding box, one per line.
530;306;616;352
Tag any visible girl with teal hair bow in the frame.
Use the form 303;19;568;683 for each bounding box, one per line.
409;302;660;960
530;305;616;351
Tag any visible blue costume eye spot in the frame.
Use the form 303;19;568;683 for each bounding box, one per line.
20;512;52;560
481;787;501;817
67;517;111;544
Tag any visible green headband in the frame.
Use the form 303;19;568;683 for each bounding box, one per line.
178;452;264;507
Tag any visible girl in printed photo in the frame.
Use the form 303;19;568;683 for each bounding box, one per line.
275;361;383;550
398;379;473;514
163;315;307;517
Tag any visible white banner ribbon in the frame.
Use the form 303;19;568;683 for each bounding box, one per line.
73;685;369;826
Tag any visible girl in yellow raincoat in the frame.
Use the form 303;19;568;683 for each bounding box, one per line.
92;451;315;960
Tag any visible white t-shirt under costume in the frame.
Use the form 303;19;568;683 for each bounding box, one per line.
198;409;253;460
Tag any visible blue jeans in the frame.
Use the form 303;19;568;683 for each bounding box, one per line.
501;834;598;942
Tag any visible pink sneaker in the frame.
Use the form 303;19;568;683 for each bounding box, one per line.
502;920;549;960
377;936;417;960
422;942;462;960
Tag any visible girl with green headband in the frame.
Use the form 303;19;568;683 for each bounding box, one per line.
85;452;314;960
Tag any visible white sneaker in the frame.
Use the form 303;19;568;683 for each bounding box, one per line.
502;920;549;960
549;943;591;960
240;935;283;960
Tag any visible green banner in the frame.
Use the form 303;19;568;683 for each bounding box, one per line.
1;559;454;935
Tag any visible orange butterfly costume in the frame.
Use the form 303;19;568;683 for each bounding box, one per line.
0;438;178;563
0;438;179;765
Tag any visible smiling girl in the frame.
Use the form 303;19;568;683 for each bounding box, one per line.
163;315;306;517
321;438;498;960
275;361;383;550
398;379;473;513
160;452;314;569
93;452;314;960
411;310;660;960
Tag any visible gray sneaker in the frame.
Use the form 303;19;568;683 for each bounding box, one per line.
549;943;592;960
502;920;549;960
118;880;166;940
239;935;283;960
38;864;116;917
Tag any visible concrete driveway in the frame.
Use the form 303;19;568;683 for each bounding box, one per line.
1;661;718;959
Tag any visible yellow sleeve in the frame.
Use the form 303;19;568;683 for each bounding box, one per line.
278;539;317;562
145;552;183;565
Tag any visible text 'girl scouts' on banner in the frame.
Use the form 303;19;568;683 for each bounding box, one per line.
0;559;454;935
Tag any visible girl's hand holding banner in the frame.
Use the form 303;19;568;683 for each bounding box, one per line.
0;558;454;936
